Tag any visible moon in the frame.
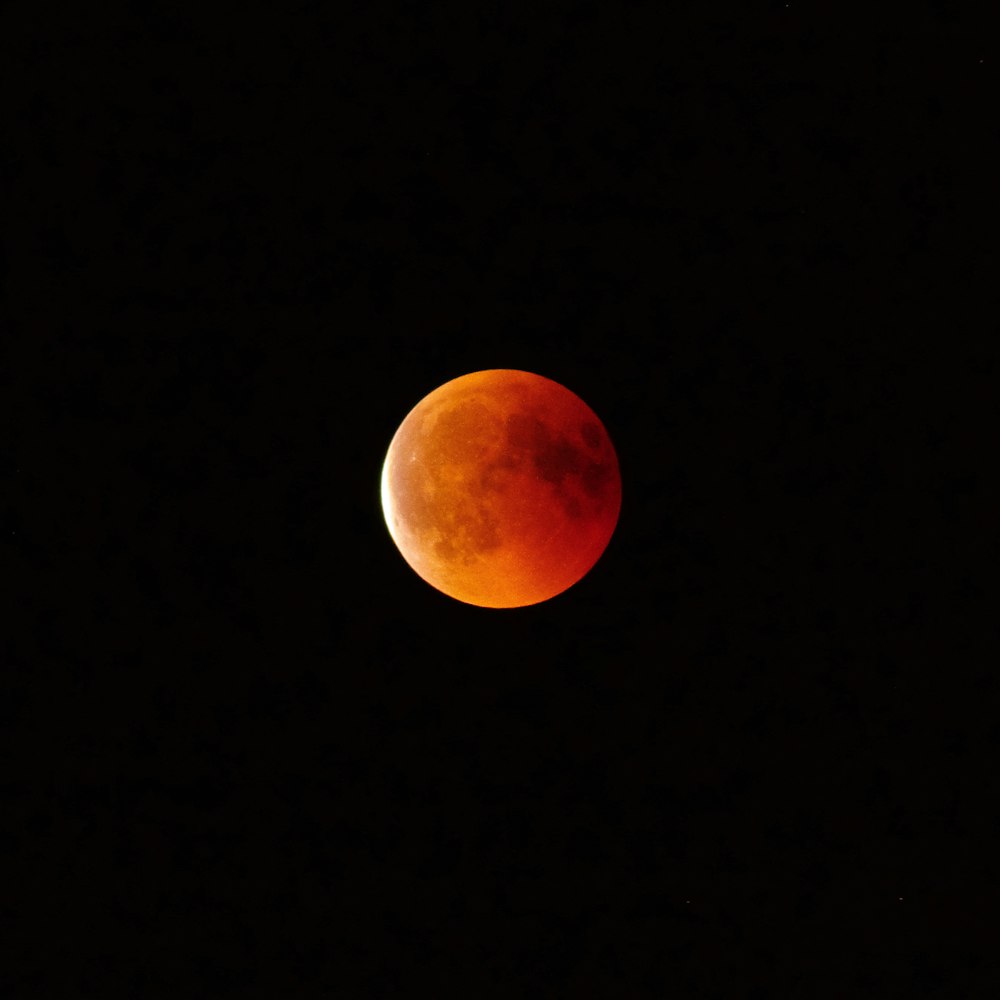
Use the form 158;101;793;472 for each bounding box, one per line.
381;369;621;608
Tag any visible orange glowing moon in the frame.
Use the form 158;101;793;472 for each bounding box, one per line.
381;369;621;608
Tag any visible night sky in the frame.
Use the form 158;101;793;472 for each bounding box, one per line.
8;3;992;995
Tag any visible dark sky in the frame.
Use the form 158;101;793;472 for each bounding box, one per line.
7;3;992;995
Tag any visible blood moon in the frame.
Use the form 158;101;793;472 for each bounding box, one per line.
381;369;621;608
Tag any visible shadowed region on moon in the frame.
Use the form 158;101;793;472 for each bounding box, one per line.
503;411;611;519
381;369;621;608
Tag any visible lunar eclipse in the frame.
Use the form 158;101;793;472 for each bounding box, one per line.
381;370;621;608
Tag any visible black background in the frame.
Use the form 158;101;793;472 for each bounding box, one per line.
6;2;994;995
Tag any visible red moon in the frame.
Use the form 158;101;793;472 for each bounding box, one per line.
381;369;621;608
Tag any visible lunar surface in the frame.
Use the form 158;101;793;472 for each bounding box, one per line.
381;369;621;608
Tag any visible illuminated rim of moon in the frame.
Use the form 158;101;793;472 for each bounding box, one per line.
381;369;621;608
